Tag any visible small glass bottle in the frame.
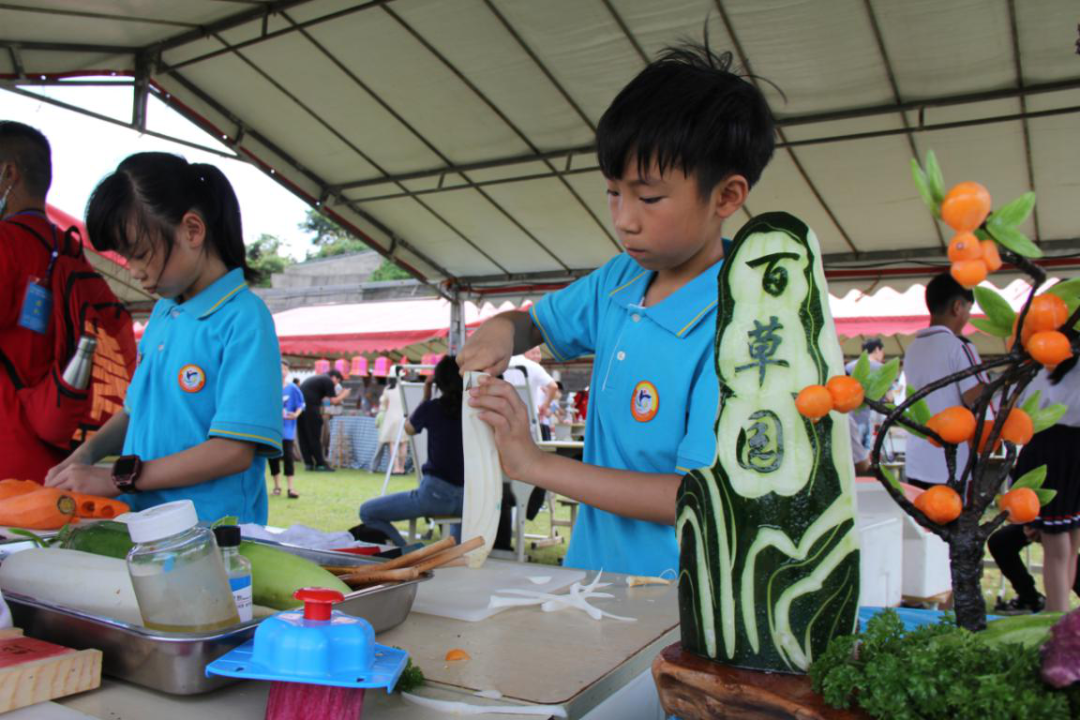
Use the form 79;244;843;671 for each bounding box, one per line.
126;500;240;633
213;525;253;623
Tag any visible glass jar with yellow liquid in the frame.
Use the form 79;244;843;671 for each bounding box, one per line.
126;500;240;633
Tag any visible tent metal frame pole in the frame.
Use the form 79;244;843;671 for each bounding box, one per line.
0;3;197;28
448;294;466;357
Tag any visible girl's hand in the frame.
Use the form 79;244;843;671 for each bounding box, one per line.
45;463;118;497
468;376;544;482
44;447;93;486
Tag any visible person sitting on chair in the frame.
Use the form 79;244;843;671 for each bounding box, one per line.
357;355;463;546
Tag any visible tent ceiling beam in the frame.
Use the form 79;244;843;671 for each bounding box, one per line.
337;103;1080;204
600;0;650;66
1006;0;1041;244
160;67;457;288
192;25;511;277
153;0;325;54
0;39;139;55
715;0;858;254
482;0;595;134
861;0;945;250
0;83;239;159
381;5;620;251
0;2;197;28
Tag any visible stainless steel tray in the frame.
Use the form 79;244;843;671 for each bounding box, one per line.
5;540;428;695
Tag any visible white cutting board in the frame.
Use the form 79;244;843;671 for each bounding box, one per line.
413;560;586;622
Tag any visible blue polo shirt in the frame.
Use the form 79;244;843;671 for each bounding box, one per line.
121;268;282;524
282;383;305;441
531;252;721;576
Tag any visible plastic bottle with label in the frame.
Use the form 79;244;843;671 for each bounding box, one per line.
213;525;253;623
125;500;241;633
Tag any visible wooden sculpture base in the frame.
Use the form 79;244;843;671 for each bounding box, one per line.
652;643;871;720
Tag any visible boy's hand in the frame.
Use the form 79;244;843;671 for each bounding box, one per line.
458;316;516;375
468;376;544;482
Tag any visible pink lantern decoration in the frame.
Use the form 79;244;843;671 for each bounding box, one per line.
350;356;369;376
420;352;444;375
372;356;391;377
333;358;349;378
314;358;331;374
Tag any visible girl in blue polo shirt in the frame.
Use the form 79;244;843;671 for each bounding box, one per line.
45;152;282;524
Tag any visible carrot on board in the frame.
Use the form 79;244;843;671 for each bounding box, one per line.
0;479;42;501
0;487;78;529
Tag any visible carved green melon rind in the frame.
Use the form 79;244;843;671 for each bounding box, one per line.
678;212;860;673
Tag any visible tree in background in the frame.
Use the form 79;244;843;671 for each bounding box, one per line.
300;209;412;280
246;233;293;288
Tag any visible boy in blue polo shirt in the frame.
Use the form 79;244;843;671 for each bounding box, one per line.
45;153;281;524
460;44;775;576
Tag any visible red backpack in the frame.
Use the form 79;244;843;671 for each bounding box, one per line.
7;220;137;451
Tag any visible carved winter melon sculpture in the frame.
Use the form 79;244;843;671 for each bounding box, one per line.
677;212;860;673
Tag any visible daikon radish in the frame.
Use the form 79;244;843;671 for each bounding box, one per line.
0;547;142;625
460;372;502;568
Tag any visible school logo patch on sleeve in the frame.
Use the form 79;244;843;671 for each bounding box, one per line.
178;364;206;393
630;380;659;422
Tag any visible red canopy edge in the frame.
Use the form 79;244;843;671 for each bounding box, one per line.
279;329;449;355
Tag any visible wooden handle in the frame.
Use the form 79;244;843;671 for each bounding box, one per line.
322;536;457;576
338;566;420;587
413;536;485;573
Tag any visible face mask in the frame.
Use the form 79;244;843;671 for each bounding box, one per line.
0;168;11;218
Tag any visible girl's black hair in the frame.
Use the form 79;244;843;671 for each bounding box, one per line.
86;152;256;283
597;39;776;196
434;354;462;415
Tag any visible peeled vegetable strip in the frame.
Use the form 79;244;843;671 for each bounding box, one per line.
460;371;502;568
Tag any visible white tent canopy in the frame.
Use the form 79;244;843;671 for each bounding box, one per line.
3;0;1078;296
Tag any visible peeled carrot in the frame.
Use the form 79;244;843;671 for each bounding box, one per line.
88;497;129;519
0;487;78;529
0;479;42;501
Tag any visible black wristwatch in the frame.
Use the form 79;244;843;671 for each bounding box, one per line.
112;454;142;494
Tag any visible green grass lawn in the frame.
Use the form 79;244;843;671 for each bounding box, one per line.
265;466;572;565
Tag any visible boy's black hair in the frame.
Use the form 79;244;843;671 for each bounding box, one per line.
925;272;974;315
0;121;52;197
86;152;256;284
597;41;776;196
328;369;344;381
862;338;885;354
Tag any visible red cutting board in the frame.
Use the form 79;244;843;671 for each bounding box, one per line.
0;628;102;713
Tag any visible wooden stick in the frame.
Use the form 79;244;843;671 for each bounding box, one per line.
413;536;485;573
339;567;420;586
321;536;457;576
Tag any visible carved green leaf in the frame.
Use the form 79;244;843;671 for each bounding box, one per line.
850;353;872;388
989;192;1035;229
1020;390;1042;417
1035;488;1058;506
973;287;1016;331
1012;466;1046;491
986;219;1043;259
865;358;900;402
1031;404;1068;434
880;463;903;495
970;317;1011;338
911;159;939;218
924;151;946;204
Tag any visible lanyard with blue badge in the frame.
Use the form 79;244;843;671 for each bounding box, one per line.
16;213;58;334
